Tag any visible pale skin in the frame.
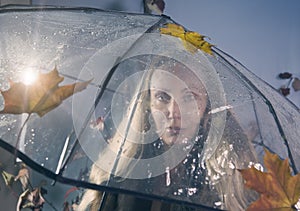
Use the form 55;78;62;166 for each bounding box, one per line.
149;68;207;146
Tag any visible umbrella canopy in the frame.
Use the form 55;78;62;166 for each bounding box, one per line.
0;5;299;211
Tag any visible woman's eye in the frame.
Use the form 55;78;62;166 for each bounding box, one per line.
155;92;171;103
183;94;195;102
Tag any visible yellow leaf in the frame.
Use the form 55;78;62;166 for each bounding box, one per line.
160;23;214;55
184;31;206;47
159;23;185;37
199;41;214;56
0;67;92;116
1;170;15;186
17;188;45;211
239;149;300;211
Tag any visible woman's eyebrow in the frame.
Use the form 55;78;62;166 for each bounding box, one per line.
151;87;171;93
181;88;200;95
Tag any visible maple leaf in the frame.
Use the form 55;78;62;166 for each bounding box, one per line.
63;201;70;211
239;149;300;211
144;0;165;15
1;170;15;186
14;163;29;191
160;23;214;55
0;67;91;117
90;116;105;131
292;77;300;91
16;188;45;211
278;72;293;79
279;86;291;96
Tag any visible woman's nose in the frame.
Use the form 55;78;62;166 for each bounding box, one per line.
167;100;181;119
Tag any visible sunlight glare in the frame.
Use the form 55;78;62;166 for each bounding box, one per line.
22;68;38;85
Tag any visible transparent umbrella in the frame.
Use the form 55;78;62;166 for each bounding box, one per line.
0;5;299;211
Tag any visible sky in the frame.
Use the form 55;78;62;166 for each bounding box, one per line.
164;0;300;107
31;0;300;106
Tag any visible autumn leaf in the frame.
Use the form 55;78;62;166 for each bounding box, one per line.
292;77;300;91
279;86;291;96
0;67;91;117
1;170;15;186
90;116;105;131
144;0;165;15
160;23;214;55
17;188;45;211
239;149;300;211
63;201;70;211
14;163;29;191
278;72;293;79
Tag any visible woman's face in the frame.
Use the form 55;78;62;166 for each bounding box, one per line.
150;68;207;146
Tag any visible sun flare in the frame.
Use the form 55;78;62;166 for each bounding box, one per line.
22;69;38;85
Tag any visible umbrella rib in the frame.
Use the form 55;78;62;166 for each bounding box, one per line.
60;72;126;96
213;47;298;175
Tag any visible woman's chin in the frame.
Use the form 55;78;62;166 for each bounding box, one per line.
161;134;192;147
160;134;177;146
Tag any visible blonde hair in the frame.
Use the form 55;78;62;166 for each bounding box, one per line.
77;63;153;211
206;111;258;210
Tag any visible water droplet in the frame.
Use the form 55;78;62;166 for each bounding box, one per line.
187;188;197;196
212;174;220;181
294;198;300;210
147;171;152;179
0;80;10;91
228;161;235;169
165;167;171;186
214;201;222;207
254;163;264;172
248;162;264;172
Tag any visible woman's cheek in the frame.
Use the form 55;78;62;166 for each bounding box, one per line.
150;109;167;132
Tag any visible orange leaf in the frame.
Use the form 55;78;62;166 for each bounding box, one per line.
14;163;29;191
160;23;214;55
0;67;91;116
292;77;300;91
239;149;300;211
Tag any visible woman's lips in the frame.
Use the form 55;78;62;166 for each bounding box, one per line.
166;126;181;136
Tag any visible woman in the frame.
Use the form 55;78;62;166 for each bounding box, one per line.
77;56;258;211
